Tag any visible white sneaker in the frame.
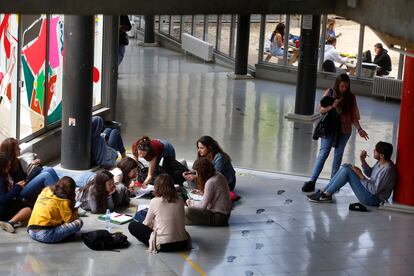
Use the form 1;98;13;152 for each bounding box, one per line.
0;221;15;233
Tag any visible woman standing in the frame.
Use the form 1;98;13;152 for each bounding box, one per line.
184;136;236;192
128;174;190;253
27;177;83;243
185;158;232;226
302;74;369;192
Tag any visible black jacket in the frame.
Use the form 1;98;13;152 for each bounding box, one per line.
119;15;132;46
373;49;392;72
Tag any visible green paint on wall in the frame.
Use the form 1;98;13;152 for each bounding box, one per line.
35;70;45;110
47;101;62;124
21;56;34;105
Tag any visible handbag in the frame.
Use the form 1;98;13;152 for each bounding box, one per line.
312;112;331;140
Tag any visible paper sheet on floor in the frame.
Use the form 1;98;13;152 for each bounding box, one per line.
134;185;154;198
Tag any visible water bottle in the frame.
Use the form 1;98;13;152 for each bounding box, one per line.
105;209;111;230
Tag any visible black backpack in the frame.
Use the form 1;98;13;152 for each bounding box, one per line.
82;230;129;251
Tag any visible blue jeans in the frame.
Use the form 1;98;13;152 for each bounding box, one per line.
160;140;176;159
310;132;351;182
104;128;126;155
324;165;381;206
28;219;83;243
55;169;96;188
118;45;126;65
21;167;60;203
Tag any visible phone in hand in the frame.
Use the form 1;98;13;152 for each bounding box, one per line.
185;171;196;176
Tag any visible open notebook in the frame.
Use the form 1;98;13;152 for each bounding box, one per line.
98;212;133;225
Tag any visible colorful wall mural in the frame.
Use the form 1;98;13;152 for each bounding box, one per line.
0;14;103;140
0;14;18;140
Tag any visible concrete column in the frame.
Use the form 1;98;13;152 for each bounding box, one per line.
393;51;414;205
287;15;321;121
139;15;159;47
228;14;253;79
61;15;94;169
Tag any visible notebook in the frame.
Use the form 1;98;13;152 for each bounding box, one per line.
98;212;133;225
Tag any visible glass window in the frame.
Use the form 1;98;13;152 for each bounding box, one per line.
194;15;204;39
19;15;47;139
170;16;181;41
46;15;64;125
182;15;192;35
323;16;360;76
93;15;103;107
219;15;232;56
0;14;19;139
160;15;169;34
248;15;261;66
207;15;217;45
363;26;400;78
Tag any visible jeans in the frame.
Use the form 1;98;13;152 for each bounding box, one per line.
118;45;126;65
27;219;83;243
185;207;230;226
310;132;351;182
324;165;381;206
21;167;60;203
55;169;95;188
103;128;126;155
160;140;176;159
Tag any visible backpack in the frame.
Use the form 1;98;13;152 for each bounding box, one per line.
82;230;129;251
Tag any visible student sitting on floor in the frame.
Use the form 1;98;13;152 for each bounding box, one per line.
91;116;127;169
0;153;32;233
111;157;140;193
27;177;83;243
128;174;190;253
185;158;232;226
183;135;236;192
76;170;129;214
307;141;396;206
1;138;59;204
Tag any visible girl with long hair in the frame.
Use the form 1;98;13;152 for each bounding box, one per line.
128;174;190;253
0;152;32;233
27;176;83;243
76;170;129;214
132;136;186;187
302;73;369;193
0;138;59;203
185;158;232;226
183;135;236;191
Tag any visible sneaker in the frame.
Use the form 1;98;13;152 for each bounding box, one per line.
302;181;315;192
319;193;332;202
307;190;322;202
0;221;15;233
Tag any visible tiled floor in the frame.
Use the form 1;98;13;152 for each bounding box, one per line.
1;169;414;275
1;41;411;275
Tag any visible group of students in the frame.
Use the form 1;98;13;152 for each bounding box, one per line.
302;73;396;206
0;131;236;253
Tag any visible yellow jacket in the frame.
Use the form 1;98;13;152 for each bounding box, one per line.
28;187;78;228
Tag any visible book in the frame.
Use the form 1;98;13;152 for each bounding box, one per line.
98;212;132;225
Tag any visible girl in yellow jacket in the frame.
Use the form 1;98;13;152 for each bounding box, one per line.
27;177;83;243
